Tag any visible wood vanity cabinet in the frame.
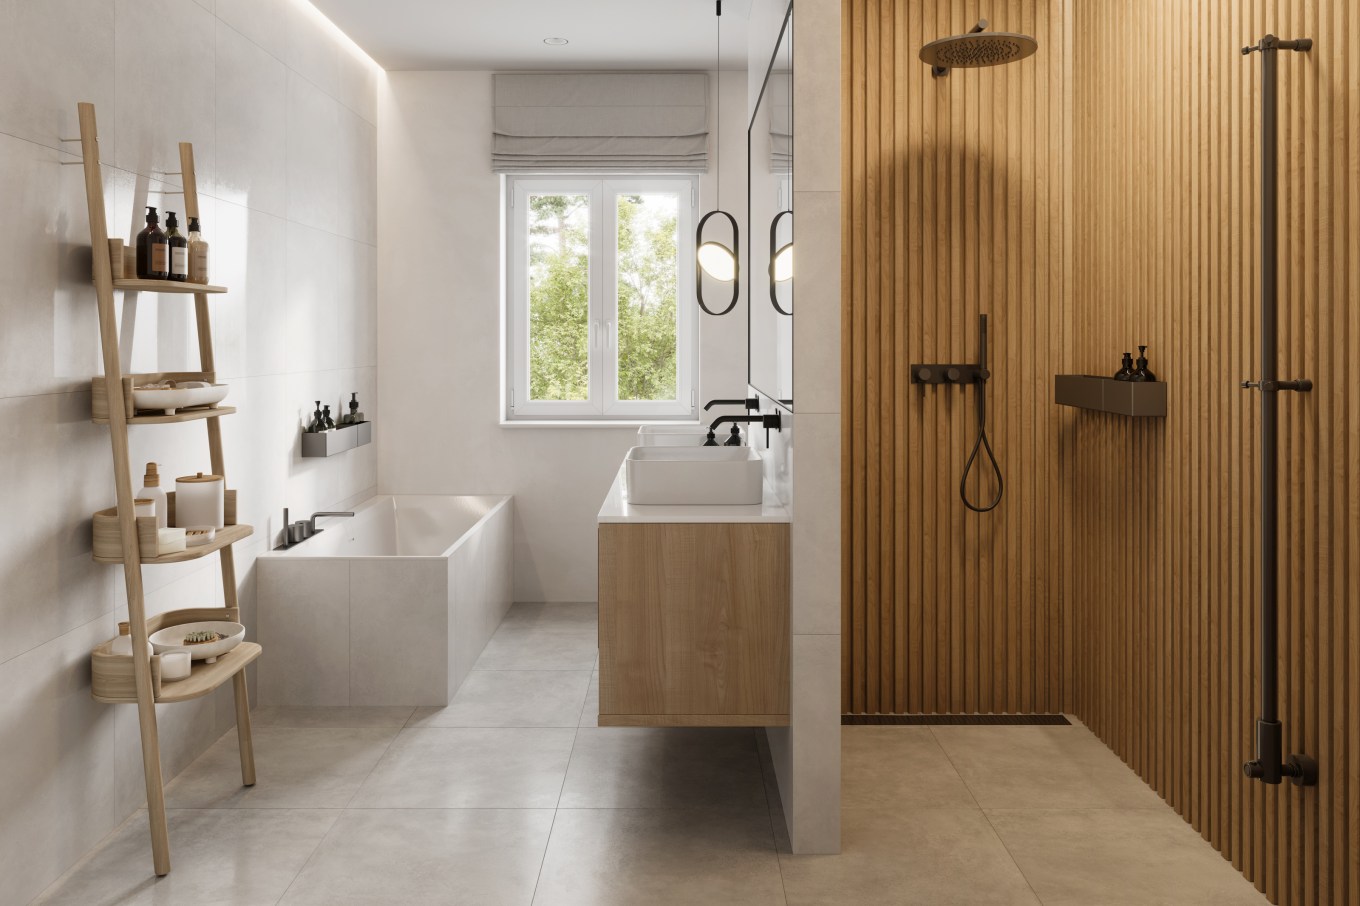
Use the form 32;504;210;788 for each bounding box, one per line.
597;522;790;727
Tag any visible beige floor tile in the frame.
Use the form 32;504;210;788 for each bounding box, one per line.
279;808;554;906
533;808;785;906
474;618;599;671
931;725;1165;809
559;727;768;810
34;809;339;906
577;670;599;728
251;706;415;729
408;669;590;728
164;728;399;809
986;808;1272;906
499;602;598;627
842;726;978;809
779;808;1040;906
350;726;576;808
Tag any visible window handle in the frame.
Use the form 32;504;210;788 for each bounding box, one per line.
606;321;614;349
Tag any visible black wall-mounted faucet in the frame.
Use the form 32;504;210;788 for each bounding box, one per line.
703;397;760;411
705;411;783;446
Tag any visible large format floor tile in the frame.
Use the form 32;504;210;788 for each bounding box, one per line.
35;809;340;906
578;670;599;728
407;669;590;728
250;706;415;729
163;728;399;809
931;725;1166;809
986;807;1272;906
779;808;1040;906
350;727;576;808
560;727;769;810
533;808;786;906
841;726;977;809
279;808;554;906
474;604;599;670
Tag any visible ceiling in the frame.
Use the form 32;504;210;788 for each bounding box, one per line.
309;0;754;71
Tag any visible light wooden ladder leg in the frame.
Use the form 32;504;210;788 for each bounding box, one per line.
232;671;256;786
134;695;172;875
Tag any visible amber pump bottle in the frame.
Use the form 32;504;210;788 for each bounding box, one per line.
165;212;188;281
136;207;169;279
1113;351;1135;381
187;216;209;284
1131;345;1156;382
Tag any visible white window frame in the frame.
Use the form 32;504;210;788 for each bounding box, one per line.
506;175;698;421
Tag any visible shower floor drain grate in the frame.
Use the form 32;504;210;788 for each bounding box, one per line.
841;714;1071;726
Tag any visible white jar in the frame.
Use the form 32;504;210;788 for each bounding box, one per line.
174;472;225;528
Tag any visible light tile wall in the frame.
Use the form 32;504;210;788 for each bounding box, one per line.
376;70;750;603
0;2;380;901
750;0;843;854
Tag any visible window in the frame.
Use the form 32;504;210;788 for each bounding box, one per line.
506;176;698;420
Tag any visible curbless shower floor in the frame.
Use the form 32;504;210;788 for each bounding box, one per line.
36;602;1268;905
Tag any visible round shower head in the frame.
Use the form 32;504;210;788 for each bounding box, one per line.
920;28;1038;71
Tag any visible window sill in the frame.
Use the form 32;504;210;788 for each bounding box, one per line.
499;419;701;429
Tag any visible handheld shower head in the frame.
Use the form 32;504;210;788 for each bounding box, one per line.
920;19;1038;77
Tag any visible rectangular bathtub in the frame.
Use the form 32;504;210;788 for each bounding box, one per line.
256;495;513;706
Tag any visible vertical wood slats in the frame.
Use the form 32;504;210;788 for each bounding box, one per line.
1068;1;1358;904
841;0;1068;716
842;1;1355;903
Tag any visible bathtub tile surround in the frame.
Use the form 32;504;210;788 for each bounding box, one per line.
40;605;1268;905
258;496;513;706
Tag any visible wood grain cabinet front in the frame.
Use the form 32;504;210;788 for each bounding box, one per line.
597;522;790;727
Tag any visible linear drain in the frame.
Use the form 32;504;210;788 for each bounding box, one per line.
841;714;1071;726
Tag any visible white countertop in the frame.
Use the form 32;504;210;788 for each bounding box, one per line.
597;464;791;524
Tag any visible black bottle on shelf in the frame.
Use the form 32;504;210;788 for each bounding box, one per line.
1131;345;1156;382
307;401;324;433
349;392;360;424
165;212;188;281
1113;351;1135;381
322;405;336;430
135;207;169;279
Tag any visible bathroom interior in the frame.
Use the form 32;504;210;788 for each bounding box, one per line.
2;0;1356;903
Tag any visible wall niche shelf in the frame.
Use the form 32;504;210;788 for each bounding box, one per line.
301;421;372;457
74;101;257;879
1054;374;1167;418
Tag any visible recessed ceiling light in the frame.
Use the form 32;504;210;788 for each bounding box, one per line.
543;37;569;46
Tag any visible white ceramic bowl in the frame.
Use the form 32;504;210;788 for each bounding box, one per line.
149;621;245;663
132;382;230;416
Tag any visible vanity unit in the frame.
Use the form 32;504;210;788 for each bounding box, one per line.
596;462;790;727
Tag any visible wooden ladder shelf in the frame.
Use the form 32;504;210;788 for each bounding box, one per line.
76;101;259;878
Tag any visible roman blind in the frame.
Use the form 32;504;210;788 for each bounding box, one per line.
492;72;709;173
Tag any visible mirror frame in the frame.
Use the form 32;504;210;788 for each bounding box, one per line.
747;1;795;410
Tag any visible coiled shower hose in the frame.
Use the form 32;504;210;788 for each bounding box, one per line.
960;314;1003;513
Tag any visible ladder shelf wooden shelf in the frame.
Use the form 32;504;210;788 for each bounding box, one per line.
75;101;258;879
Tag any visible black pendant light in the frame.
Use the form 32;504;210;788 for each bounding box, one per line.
696;0;739;316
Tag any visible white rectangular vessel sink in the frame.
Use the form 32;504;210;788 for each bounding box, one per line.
625;446;763;505
636;424;742;446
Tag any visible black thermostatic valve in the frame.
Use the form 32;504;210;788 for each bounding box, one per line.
909;363;990;385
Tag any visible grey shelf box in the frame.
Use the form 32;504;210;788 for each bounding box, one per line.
300;421;372;457
1054;375;1166;418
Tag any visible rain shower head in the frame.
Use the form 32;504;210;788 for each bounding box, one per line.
920;19;1038;77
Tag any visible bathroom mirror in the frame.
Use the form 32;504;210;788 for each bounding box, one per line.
748;4;793;409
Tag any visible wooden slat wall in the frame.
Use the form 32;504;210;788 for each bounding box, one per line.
841;0;1070;715
1067;1;1359;904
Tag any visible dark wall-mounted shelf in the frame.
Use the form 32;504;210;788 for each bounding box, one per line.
1054;375;1167;418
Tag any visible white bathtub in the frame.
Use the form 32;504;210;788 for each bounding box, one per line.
256;495;513;706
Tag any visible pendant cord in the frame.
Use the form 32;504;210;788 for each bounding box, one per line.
715;0;721;209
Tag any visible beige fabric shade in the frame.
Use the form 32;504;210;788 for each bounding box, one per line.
492;72;709;173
